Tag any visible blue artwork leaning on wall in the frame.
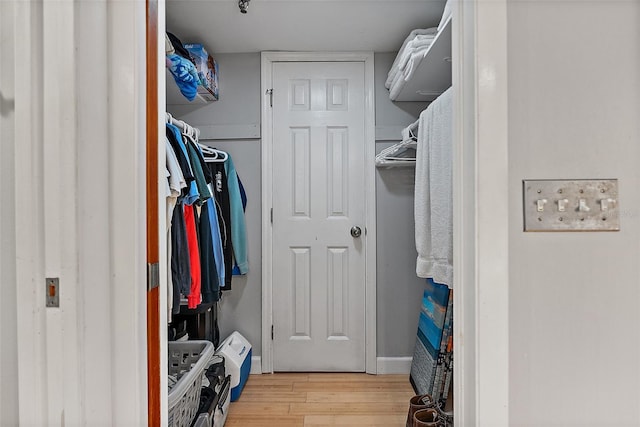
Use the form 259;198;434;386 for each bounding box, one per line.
410;278;453;403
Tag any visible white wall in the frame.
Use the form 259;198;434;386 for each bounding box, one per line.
0;1;19;424
169;53;264;355
169;52;429;359
374;53;430;357
507;1;640;425
0;1;149;425
207;138;264;357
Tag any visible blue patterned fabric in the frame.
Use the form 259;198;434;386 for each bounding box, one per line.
166;53;199;101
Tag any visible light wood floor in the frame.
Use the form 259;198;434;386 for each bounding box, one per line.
225;373;415;427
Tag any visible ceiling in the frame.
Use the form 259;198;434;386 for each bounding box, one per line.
166;0;446;54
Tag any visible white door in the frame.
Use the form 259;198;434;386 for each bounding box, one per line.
271;61;367;371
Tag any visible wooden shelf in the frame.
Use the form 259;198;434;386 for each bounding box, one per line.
392;17;452;102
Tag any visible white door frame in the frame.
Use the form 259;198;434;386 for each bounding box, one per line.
453;0;510;426
260;51;377;374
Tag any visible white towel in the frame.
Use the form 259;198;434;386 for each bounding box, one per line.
388;48;429;101
388;69;406;100
395;39;432;74
386;36;435;89
414;87;453;287
402;49;429;82
385;28;438;89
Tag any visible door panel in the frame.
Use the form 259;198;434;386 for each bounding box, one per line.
272;62;366;371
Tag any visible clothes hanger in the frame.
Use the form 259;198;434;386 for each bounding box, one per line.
198;142;219;158
201;145;228;162
190;137;228;162
203;148;228;162
375;140;417;166
165;114;228;161
180;121;194;139
375;120;419;167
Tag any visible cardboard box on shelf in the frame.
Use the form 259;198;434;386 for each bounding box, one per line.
185;43;219;101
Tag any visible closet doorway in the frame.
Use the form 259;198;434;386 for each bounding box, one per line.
261;52;377;373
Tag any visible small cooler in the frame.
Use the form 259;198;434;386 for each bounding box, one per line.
215;331;251;401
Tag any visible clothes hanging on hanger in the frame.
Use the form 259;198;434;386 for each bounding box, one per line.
185;141;212;204
167;123;199;205
166;140;187;320
171;199;191;311
207;161;234;291
204;195;225;297
183;204;202;308
164;115;249;311
224;155;248;275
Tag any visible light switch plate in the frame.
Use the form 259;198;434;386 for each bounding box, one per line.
523;179;620;232
46;277;59;307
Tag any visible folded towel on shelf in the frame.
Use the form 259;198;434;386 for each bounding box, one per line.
385;27;438;89
386;39;435;89
389;48;429;101
402;49;430;82
393;36;434;73
414;87;453;287
388;70;405;100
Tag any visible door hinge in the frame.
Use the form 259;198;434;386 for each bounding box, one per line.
271;325;274;340
266;88;273;107
270;207;273;224
147;263;160;291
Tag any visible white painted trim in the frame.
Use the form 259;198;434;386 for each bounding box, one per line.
376;357;412;375
260;51;377;374
105;1;149;424
198;124;260;140
453;0;510;426
250;356;263;375
260;53;275;373
362;54;377;375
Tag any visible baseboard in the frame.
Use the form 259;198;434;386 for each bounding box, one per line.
250;356;262;375
250;356;410;374
376;357;412;374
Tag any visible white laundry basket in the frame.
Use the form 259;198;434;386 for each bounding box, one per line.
167;340;215;427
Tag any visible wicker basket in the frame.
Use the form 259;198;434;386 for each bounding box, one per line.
168;340;215;427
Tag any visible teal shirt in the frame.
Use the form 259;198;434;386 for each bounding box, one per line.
224;155;248;274
185;138;212;205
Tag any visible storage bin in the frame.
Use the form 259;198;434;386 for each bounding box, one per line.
215;331;251;401
168;340;215;427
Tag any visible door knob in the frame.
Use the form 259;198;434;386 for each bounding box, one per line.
350;226;362;238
